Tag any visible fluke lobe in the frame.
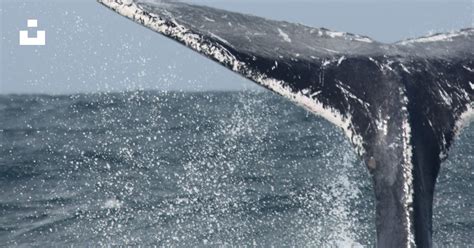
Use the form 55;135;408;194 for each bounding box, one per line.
98;0;474;247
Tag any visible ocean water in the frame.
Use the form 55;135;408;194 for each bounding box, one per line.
0;91;472;247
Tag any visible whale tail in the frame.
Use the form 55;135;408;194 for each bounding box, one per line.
98;0;474;246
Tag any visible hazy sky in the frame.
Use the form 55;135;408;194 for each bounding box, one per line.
1;0;472;94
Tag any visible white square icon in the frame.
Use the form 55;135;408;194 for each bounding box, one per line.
19;19;46;46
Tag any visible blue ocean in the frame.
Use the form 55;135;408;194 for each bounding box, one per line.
0;91;472;247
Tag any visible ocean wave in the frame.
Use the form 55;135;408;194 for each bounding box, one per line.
0;91;471;246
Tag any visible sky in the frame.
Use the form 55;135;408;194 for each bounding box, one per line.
0;0;472;94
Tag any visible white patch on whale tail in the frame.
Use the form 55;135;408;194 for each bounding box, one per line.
277;28;292;43
398;29;471;45
400;90;415;248
455;103;474;136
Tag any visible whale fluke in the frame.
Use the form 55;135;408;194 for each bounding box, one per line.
98;0;474;247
